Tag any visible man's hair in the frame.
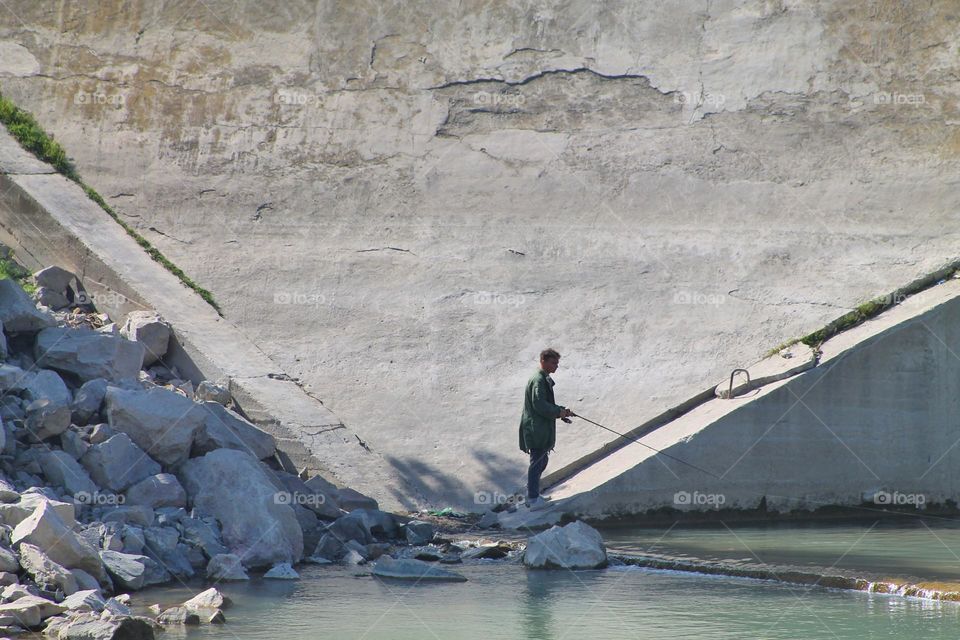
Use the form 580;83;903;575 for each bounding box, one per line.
540;348;561;361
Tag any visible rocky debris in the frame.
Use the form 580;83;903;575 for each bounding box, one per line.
178;515;228;559
25;398;71;441
371;556;468;582
123;474;186;509
80;433;161;492
0;593;66;628
44;611;157;639
195;380;230;405
263;562;299;579
461;541;513;560
193;401;276;460
60;429;89;460
206;553;248;581
0;279;55;333
157;605;199;625
523;521;608;570
120;311;171;367
104;387;205;466
179;449;303;568
335;487;379;512
403;520;435;545
35;327;144;383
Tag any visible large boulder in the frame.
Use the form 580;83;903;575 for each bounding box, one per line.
24;398;70;441
17;542;79;595
206;553;248;581
11;501;103;577
21;370;71;408
271;472;341;520
37;450;97;499
0;493;75;528
0;279;55;333
124;474;186;509
80;433;161;492
99;550;168;590
120;311;171;366
371;556;467;582
104;387;205;466
44;611;157;639
193;402;276;460
178;449;303;568
70;378;109;426
523;521;608;570
34;327;144;383
33;265;75;292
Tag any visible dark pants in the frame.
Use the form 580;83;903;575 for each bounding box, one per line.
528;449;549;500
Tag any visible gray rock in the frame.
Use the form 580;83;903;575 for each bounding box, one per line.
263;562;299;579
195;380;230;405
206;553;248;581
70;568;100;592
124;474;186;509
523;521;608;570
271;472;341;520
403;520;435;545
143;526;193;577
1;582;38;602
80;433;161;492
17;542;79;595
71;378;109;426
0;279;55;333
351;508;399;539
193;402;276;460
477;511;500;529
371;556;467;582
335;487;379;512
60;429;90;460
157;605;199;625
0;493;74;528
325;512;373;545
34;327;144;383
37;450;97;499
0;478;17;504
33;266;75;293
0;594;65;628
154;507;187;527
100;505;155;528
20;370;71;407
35;286;70;310
178;449;303;568
24;399;69;441
87;423;115;445
178;516;228;559
11;501;103;576
0;364;26;392
342;549;365;565
0;571;17;586
121;526;145;555
99;550;164;591
120;311;171;367
312;533;345;561
104;387;205;466
182;587;230;611
43;611;156;639
60;588;106;612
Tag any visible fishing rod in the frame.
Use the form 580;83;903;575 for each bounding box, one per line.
568;412;721;479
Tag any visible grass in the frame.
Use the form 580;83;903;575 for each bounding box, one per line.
0;254;35;294
0;89;221;314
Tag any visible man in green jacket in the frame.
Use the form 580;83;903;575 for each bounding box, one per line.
519;348;573;508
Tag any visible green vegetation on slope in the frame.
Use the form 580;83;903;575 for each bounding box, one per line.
0;89;221;314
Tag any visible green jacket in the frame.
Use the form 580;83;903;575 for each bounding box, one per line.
519;369;565;453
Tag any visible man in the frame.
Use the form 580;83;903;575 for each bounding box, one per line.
519;348;573;509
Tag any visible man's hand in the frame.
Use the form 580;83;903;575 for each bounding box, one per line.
559;408;574;418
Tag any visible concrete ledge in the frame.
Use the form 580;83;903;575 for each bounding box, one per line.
0;129;407;511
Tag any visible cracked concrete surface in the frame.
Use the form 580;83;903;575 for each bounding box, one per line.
1;0;959;508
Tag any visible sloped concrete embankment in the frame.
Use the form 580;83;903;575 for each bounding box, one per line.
549;278;960;519
0;127;410;511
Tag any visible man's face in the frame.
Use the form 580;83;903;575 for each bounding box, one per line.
541;357;559;374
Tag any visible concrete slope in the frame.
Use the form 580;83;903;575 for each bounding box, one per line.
1;1;959;507
551;278;960;518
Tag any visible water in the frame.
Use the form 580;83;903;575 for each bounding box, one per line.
132;520;960;639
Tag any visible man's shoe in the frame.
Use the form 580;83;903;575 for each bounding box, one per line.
528;497;551;511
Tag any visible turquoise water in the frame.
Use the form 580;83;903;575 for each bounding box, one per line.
132;520;960;639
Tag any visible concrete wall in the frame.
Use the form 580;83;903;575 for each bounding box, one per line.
1;1;959;507
553;279;960;518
